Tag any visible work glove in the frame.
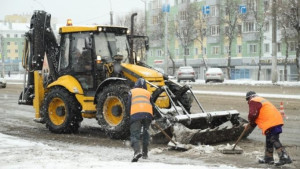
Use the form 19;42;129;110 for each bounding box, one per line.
151;120;156;125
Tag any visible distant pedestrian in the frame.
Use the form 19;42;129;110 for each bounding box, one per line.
127;78;156;162
8;71;10;77
245;91;292;166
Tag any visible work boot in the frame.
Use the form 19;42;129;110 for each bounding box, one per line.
258;151;274;164
131;153;142;162
142;152;148;159
142;146;148;159
258;156;274;164
275;149;292;166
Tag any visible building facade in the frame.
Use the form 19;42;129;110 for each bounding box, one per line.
146;0;298;81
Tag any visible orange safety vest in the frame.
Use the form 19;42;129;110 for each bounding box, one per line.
130;88;153;116
251;97;284;135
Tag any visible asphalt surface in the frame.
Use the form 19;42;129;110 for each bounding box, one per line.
0;82;299;168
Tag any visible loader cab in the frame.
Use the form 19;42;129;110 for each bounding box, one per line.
59;32;94;93
58;26;130;95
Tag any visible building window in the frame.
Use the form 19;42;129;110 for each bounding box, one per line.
175;49;179;55
243;22;256;32
15;49;18;53
7;49;10;53
14;34;18;38
247;0;257;11
184;48;190;55
264;43;270;53
277;43;281;52
6;34;10;38
225;26;229;34
238;25;242;34
249;44;257;53
264;21;269;32
195;48;198;55
210;6;219;17
180;11;187;20
157;50;162;56
203;47;207;55
224;46;229;54
152;16;158;25
212;46;219;55
264;0;270;11
238;45;242;54
289;42;296;51
7;42;10;45
210;25;220;36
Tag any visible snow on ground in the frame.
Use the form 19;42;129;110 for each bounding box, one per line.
0;133;244;169
5;73;300;86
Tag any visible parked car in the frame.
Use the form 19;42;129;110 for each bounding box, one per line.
0;77;6;88
177;66;196;82
204;68;225;83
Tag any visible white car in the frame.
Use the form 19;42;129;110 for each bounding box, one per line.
0;77;6;88
177;66;196;82
204;68;225;83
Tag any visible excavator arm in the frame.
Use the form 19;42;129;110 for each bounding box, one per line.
19;10;60;105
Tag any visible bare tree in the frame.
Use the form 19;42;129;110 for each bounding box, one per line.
115;10;147;61
247;0;268;81
278;0;297;81
221;0;244;79
194;9;208;69
173;2;200;66
283;0;300;81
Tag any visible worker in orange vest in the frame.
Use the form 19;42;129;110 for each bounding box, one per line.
246;91;292;166
128;78;156;162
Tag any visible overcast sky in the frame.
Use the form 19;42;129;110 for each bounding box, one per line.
0;0;147;25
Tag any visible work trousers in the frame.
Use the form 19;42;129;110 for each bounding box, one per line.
265;132;283;154
130;118;152;155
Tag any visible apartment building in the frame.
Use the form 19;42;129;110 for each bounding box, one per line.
147;0;298;81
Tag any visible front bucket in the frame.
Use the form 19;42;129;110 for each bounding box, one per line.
171;110;252;145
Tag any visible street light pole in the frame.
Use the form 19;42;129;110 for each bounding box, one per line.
141;0;147;62
271;0;278;83
109;0;113;25
140;0;147;34
0;35;5;78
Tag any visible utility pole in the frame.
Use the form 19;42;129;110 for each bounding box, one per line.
271;0;278;83
163;1;170;74
141;0;147;62
109;0;113;25
0;35;4;78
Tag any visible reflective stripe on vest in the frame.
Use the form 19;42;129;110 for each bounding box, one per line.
130;88;153;116
252;97;284;135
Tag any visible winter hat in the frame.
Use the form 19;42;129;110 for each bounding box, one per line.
134;78;147;89
246;91;256;101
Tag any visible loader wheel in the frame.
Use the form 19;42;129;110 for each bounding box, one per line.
42;87;82;133
96;83;130;139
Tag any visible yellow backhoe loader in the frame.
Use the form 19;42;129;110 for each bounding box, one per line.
18;10;252;144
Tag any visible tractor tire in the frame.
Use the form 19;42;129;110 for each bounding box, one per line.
42;87;82;133
96;83;130;139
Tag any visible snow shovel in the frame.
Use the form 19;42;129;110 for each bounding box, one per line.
152;122;189;151
221;124;250;154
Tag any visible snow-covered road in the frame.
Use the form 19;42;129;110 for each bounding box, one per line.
0;133;239;169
